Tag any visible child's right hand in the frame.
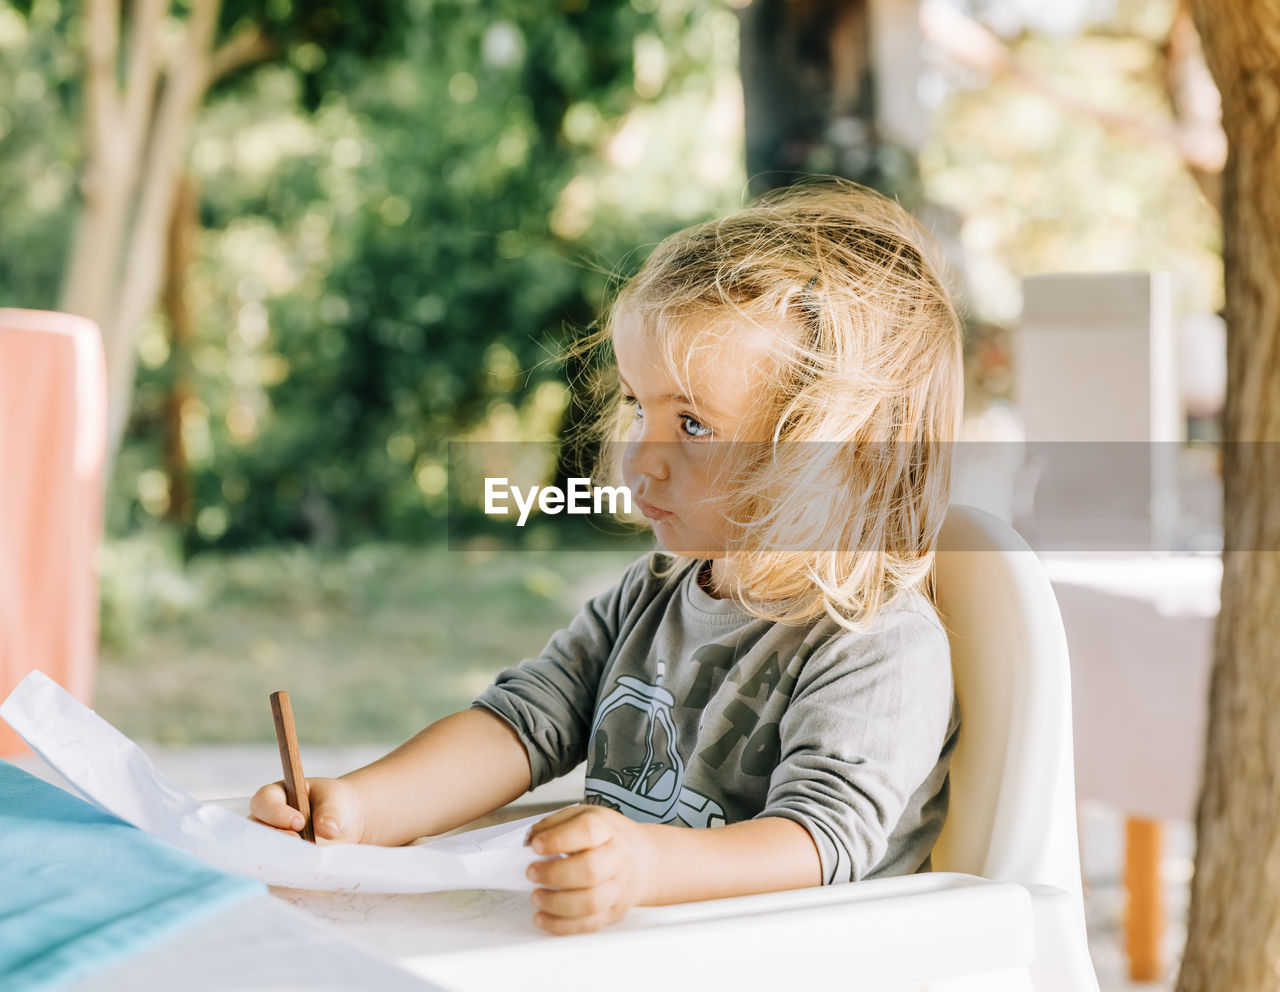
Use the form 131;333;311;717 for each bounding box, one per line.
249;776;367;844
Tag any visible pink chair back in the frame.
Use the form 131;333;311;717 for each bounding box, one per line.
0;309;107;755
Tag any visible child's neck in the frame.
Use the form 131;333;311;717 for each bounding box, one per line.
699;559;738;600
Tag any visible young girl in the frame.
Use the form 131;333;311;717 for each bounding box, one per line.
251;180;963;936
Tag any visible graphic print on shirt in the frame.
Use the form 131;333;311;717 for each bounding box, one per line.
584;663;727;828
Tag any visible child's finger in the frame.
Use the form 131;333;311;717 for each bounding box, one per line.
532;880;621;920
311;806;356;842
248;815;305;838
528;846;617;890
249;781;305;831
527;808;611;856
532;907;617;936
524;804;586;845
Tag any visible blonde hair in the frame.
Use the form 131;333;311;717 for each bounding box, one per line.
573;179;963;631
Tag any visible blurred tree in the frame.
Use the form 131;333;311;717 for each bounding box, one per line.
7;0;406;467
1177;2;1280;990
0;4;80;308
739;0;926;199
920;0;1224;212
126;0;742;549
159;171;197;526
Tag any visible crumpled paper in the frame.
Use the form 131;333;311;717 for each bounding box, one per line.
0;671;551;893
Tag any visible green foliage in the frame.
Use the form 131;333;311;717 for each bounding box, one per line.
118;0;744;550
1;0;742;554
7;0;1221;557
98;528;203;651
215;0;413;108
0;1;79;308
94;538;641;743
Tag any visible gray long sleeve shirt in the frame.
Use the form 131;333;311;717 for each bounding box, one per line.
472;553;960;884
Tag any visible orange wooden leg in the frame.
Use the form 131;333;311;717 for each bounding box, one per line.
1125;816;1164;982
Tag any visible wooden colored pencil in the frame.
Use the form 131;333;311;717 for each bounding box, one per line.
269;690;315;843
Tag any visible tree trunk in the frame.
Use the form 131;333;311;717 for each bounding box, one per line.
58;0;221;479
161;173;197;526
1160;0;1225;210
738;0;879;196
1177;3;1280;989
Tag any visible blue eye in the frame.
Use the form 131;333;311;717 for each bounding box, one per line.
682;415;711;438
622;394;643;418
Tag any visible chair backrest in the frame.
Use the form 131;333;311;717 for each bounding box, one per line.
0;309;107;756
930;504;1084;907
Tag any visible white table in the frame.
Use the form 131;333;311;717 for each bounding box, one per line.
1046;553;1218;822
1043;552;1219;983
54;778;1047;992
275;872;1039;992
63;891;441;991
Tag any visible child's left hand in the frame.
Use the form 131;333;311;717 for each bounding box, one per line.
524;805;657;935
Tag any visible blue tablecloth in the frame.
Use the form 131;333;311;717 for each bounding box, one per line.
0;760;263;991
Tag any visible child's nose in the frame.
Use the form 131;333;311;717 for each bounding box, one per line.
623;439;670;483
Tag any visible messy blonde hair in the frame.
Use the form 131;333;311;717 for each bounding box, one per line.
575;179;962;631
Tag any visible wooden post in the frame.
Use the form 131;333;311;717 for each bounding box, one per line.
1125;816;1165;982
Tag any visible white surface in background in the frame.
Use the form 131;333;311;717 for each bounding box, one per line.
1042;554;1217;821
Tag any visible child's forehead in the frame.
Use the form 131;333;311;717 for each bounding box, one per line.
611;307;794;415
612;306;796;367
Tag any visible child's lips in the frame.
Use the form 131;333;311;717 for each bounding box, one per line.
636;496;673;521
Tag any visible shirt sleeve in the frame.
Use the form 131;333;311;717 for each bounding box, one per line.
756;602;955;884
470;554;654;790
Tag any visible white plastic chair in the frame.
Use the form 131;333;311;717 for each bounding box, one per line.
930;503;1100;990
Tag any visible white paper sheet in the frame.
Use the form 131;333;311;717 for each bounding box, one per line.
0;671;553;893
